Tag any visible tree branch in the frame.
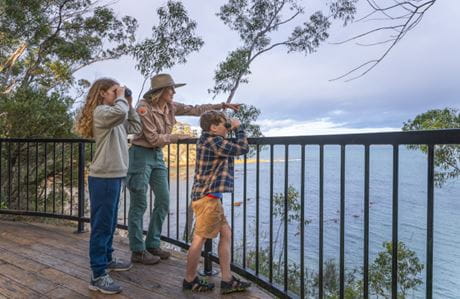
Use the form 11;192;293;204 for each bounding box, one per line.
22;0;71;86
332;0;436;81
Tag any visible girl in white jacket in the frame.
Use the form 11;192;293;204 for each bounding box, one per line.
75;78;141;294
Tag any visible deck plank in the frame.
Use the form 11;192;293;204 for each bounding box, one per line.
0;263;59;294
0;220;273;298
0;273;42;298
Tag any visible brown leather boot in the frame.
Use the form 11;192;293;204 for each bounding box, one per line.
131;250;161;265
147;247;171;260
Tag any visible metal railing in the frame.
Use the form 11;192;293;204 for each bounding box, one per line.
1;129;459;298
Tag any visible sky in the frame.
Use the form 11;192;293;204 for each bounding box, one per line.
76;0;460;136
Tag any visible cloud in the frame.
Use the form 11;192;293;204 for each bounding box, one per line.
257;118;399;136
179;116;398;137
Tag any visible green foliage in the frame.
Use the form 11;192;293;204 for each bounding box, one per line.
0;87;74;138
242;185;423;298
0;0;138;92
210;0;358;103
402;108;460;187
210;0;358;139
246;247;313;295
403;108;460;130
369;241;424;298
132;1;203;77
309;259;361;299
132;1;204;98
228;104;262;138
208;48;251;98
272;185;311;233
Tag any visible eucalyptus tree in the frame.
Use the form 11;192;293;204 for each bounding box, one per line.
131;0;204;99
403;108;460;187
0;0;138;94
210;0;358;104
0;0;141;209
208;0;358;137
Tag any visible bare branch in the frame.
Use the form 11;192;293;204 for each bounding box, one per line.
355;9;379;22
330;59;379;81
330;25;404;45
273;9;302;28
250;41;287;63
332;0;437;81
22;0;71;85
356;38;397;47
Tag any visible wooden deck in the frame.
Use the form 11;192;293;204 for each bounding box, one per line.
0;220;273;298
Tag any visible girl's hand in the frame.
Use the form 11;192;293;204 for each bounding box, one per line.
126;95;133;108
115;86;125;98
222;102;241;112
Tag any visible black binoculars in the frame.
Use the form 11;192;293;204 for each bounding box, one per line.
124;88;132;98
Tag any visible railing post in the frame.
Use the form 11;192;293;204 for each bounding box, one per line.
199;239;219;276
76;142;85;233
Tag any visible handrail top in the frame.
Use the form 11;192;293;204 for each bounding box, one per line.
1;128;459;145
0;137;93;143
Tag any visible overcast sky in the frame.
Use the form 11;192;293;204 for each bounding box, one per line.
76;0;460;136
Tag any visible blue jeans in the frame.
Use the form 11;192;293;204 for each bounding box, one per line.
88;176;122;278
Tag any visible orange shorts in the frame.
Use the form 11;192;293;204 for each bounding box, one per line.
192;195;228;239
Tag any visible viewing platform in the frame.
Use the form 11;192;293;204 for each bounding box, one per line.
0;219;272;298
1;130;460;297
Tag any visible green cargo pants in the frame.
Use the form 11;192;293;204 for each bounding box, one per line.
127;145;169;252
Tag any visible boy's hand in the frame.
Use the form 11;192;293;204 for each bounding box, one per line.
230;118;241;130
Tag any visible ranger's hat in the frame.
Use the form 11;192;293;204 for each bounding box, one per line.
144;73;186;97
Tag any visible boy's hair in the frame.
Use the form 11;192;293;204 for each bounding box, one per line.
74;78;118;138
200;110;227;132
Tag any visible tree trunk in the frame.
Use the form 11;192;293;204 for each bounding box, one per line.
0;43;27;73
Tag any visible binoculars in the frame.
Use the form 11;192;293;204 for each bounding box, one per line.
124;87;132;98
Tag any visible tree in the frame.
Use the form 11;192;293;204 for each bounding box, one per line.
0;0;138;94
0;88;74;138
131;0;204;99
0;0;140;210
332;0;438;81
369;241;424;298
210;0;358;104
402;108;460;187
228;104;263;152
208;0;358;138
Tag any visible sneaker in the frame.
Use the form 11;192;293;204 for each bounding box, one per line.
131;250;161;265
107;258;132;272
147;247;171;260
89;273;122;294
220;276;251;295
183;276;215;292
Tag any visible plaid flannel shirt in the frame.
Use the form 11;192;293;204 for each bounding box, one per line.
191;127;249;201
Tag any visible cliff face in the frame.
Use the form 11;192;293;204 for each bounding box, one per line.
163;121;197;167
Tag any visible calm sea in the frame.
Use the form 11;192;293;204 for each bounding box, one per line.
122;145;460;298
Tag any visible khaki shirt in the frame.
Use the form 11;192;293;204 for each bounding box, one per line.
132;99;224;148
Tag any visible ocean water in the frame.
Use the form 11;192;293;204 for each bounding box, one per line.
123;145;460;298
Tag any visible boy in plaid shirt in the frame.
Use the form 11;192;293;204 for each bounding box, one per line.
183;110;251;294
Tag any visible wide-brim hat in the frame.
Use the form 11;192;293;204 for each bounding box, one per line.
144;73;186;97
